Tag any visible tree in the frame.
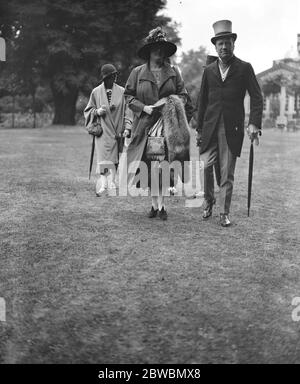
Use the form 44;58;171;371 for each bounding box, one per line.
0;22;25;127
0;0;180;125
0;0;44;127
178;46;208;104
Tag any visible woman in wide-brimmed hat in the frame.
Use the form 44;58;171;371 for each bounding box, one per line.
120;27;190;220
84;64;132;196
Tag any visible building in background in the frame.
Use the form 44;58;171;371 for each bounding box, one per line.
245;34;300;130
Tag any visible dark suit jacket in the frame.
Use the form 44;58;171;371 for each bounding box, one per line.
185;93;195;123
196;56;263;157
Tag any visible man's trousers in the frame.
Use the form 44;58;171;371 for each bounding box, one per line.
200;115;237;214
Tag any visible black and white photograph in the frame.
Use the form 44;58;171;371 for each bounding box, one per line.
0;0;299;368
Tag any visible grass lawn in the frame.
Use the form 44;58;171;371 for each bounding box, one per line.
0;126;299;363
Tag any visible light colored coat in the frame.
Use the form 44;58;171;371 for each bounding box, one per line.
84;83;132;164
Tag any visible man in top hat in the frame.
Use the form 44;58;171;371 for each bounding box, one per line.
196;20;263;227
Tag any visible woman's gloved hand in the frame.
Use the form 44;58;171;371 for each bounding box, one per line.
96;106;107;116
123;129;131;138
196;132;202;147
143;105;154;115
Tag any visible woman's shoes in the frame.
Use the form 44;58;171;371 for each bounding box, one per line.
148;207;158;218
108;182;117;190
96;175;108;196
148;207;167;220
158;207;168;220
168;187;177;196
96;187;106;197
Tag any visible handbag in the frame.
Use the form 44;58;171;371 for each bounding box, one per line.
145;117;165;161
86;114;103;137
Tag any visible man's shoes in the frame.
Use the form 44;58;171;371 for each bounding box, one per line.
158;207;168;221
220;214;231;227
148;207;158;218
202;199;215;219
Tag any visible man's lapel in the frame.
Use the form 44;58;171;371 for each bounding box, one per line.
211;60;222;84
211;56;239;83
223;56;238;82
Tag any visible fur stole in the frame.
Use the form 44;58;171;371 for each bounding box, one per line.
161;95;190;163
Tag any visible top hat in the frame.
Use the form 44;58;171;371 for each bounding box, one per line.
211;20;237;45
137;27;177;60
100;64;118;82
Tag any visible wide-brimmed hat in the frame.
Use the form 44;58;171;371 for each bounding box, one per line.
137;27;177;60
100;64;118;82
211;20;237;45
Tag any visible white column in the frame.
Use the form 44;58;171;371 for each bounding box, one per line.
276;85;287;128
287;94;295;120
279;85;286;117
265;96;271;119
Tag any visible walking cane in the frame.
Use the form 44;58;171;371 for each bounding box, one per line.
89;135;95;180
247;138;254;217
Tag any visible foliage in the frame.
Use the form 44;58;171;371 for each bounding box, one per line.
261;70;300;96
0;0;180;125
0;86;51;113
178;46;208;105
